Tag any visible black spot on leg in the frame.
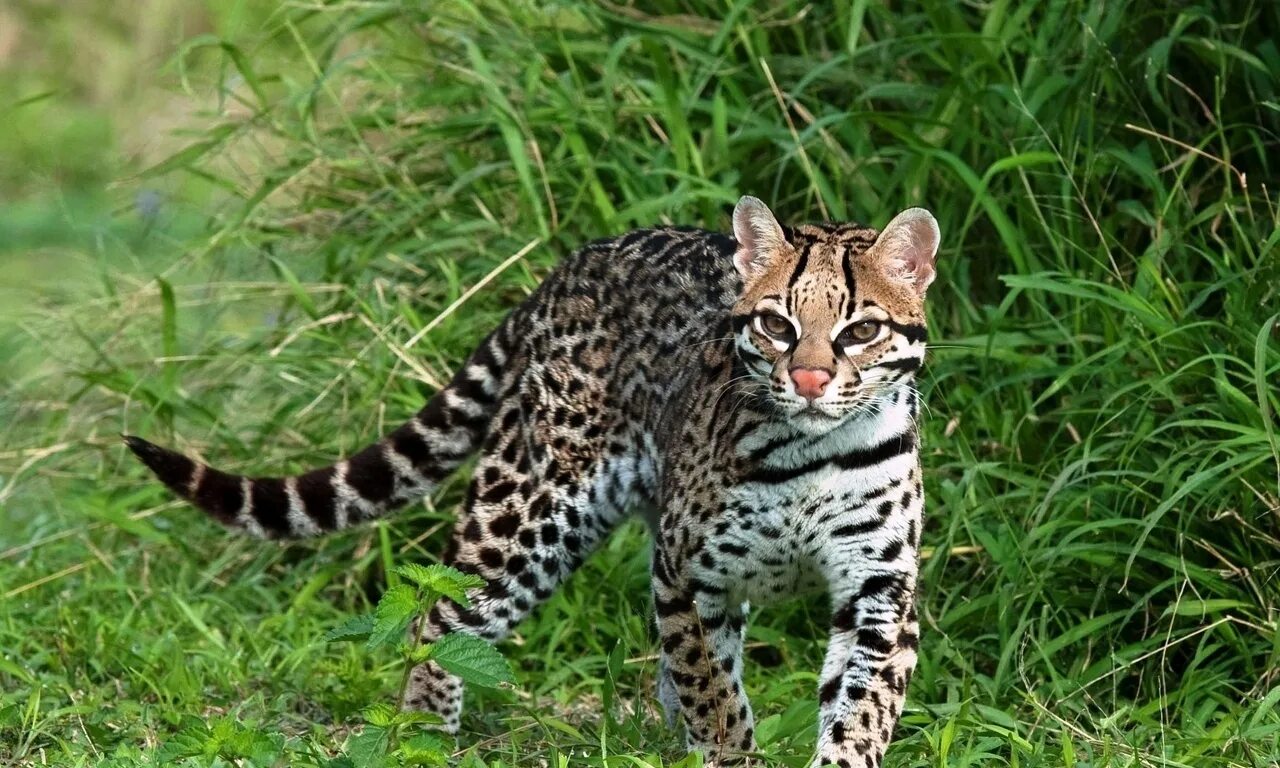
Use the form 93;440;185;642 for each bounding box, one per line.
819;676;842;704
479;547;505;569
489;512;521;538
857;628;893;654
877;539;903;562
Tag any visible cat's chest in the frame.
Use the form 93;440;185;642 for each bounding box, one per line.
700;462;912;605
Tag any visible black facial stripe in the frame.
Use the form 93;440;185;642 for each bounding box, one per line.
877;357;922;374
744;356;772;376
737;337;770;361
841;253;857;314
787;241;810;293
733;312;781;360
887;320;927;343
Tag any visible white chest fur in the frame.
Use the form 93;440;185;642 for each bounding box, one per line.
706;398;920;605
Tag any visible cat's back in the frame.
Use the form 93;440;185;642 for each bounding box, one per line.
545;225;740;312
507;225;741;436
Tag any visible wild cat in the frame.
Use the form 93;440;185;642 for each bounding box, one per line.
127;196;940;767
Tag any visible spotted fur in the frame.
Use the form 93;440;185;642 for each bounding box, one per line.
126;197;941;767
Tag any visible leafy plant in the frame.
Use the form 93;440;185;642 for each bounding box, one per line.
324;564;513;766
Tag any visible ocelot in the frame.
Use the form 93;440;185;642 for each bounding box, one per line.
127;196;940;767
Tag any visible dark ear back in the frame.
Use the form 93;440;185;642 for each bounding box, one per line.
732;196;787;278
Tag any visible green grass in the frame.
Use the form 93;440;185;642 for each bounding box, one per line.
3;0;1279;765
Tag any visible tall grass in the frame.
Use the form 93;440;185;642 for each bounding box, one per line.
2;1;1278;765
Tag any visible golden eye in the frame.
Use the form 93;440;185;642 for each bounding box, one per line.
838;321;880;346
759;313;793;338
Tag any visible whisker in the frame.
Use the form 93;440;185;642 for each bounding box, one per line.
709;373;759;415
674;334;737;354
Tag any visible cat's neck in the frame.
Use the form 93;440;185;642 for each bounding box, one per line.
735;389;918;465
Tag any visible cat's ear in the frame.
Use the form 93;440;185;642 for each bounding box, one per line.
874;207;940;296
733;196;787;278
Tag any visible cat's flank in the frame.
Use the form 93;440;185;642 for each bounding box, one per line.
127;197;939;768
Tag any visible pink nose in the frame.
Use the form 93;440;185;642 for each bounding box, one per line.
790;367;832;401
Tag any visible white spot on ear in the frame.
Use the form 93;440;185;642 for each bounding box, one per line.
733;196;787;277
876;208;941;295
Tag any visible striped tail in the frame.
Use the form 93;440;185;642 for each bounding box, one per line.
124;325;514;539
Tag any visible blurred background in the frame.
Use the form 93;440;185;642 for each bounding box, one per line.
1;1;1278;766
1;3;270;316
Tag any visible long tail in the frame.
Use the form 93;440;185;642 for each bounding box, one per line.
125;321;515;539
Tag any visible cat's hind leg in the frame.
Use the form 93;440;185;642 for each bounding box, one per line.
401;395;634;729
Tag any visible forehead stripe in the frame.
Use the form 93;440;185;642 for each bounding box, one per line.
787;241;810;291
841;253;857;306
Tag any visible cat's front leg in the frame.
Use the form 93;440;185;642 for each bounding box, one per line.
814;569;918;768
652;544;755;765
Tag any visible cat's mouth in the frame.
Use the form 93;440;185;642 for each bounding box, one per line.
799;404;839;419
784;403;847;433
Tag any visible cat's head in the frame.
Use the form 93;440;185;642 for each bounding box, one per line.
730;196;939;435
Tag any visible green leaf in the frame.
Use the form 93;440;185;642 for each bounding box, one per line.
324;613;375;644
1161;599;1254;618
345;725;390;766
428;633;513;689
226;729;282;764
156;276;176;351
400;732;451;767
407;643;435;665
81;496;170;544
156;277;178;393
395;564;486;608
155;721;210;761
362;703;397;727
133;124;236;179
268;256;320;320
218;41;268;109
394;710;445;728
368;584;419;649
